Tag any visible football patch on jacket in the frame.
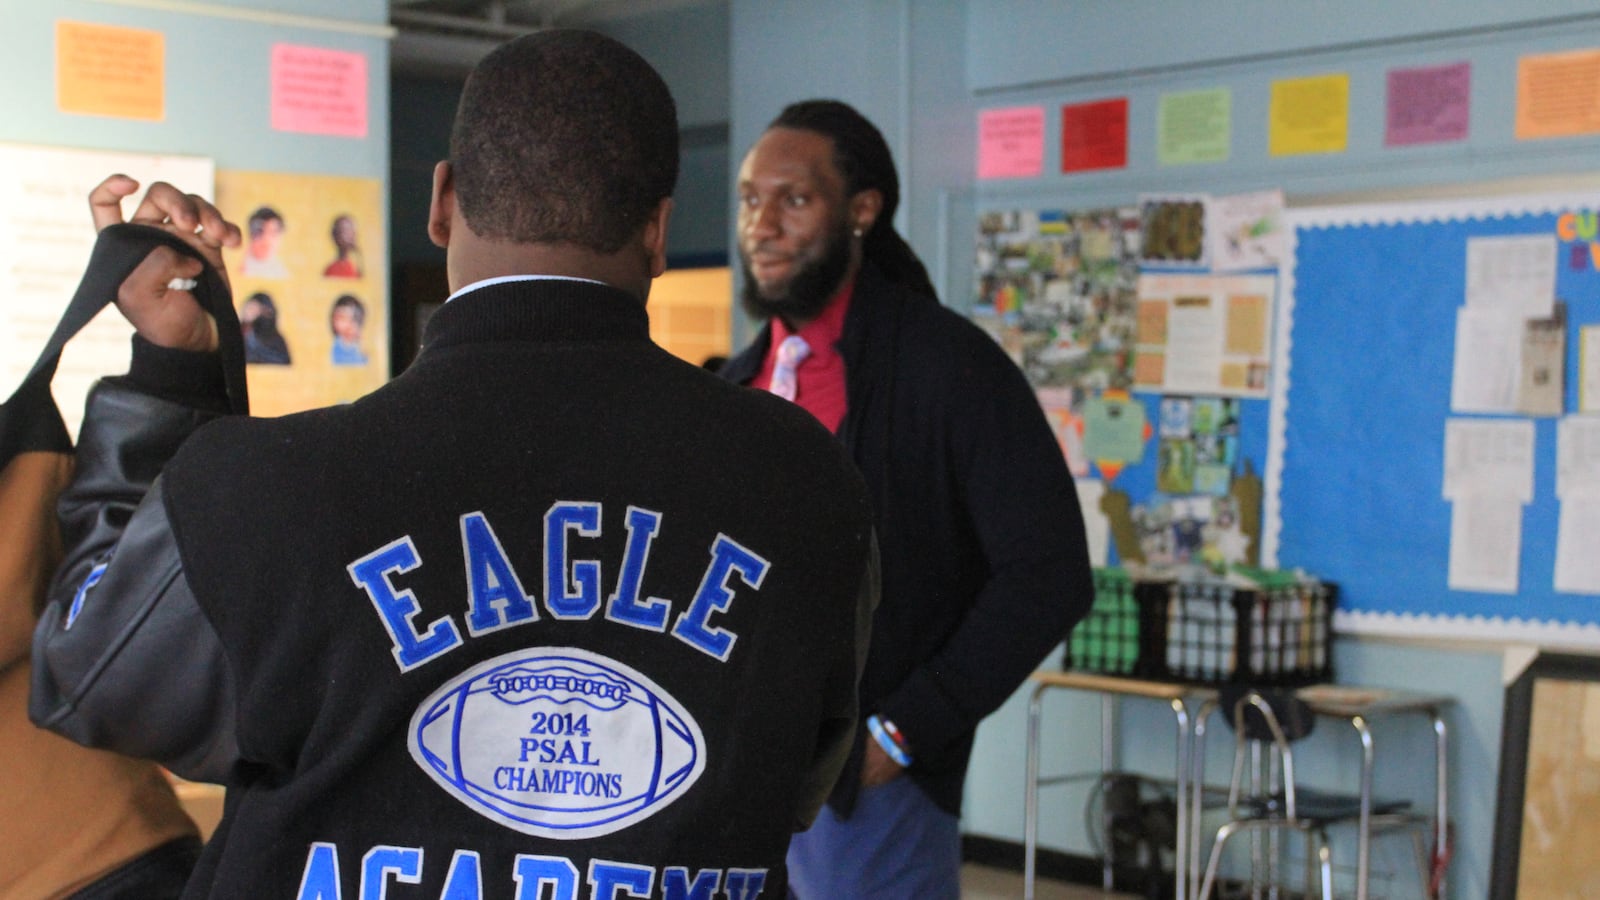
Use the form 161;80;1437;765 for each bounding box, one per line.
409;647;705;839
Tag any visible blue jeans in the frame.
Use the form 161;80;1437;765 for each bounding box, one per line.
787;776;960;899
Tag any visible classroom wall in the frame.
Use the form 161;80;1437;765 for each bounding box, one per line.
388;3;731;273
729;3;1600;897
0;2;389;175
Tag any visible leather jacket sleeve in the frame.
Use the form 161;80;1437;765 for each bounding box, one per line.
793;531;878;829
30;344;241;784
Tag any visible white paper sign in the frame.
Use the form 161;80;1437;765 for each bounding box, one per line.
1465;234;1555;317
1448;495;1524;593
1443;418;1536;502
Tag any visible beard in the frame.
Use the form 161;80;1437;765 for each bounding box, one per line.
739;222;853;324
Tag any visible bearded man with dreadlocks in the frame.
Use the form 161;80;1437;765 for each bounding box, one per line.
720;99;1095;897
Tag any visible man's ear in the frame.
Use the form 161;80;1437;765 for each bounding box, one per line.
427;161;455;249
643;197;674;279
850;188;884;236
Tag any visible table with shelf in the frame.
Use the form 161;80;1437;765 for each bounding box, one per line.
1023;670;1217;900
1023;672;1453;900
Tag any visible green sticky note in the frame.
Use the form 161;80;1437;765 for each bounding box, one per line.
1158;88;1231;166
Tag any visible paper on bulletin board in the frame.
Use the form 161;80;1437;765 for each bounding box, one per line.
56;20;164;121
1134;273;1275;397
1519;304;1566;418
1449;495;1524;594
969;206;1141;416
1452;308;1523;414
1451;234;1558;414
1442;417;1535;503
1556;415;1600;593
1516;48;1600;141
1208;189;1285;272
1581;325;1600;413
1138;194;1209;268
1157;88;1231;165
216;170;387;416
0;143;213;438
1466;234;1556;316
977;106;1044;180
1268;73;1349;157
1442;418;1530;588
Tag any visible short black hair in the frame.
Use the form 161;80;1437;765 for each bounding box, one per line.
248;207;284;238
244;291;276;315
330;294;365;333
768;99;936;299
450;29;678;253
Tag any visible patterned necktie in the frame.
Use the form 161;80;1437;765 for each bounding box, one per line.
768;334;810;402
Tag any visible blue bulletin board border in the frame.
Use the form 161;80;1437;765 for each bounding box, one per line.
1269;192;1600;647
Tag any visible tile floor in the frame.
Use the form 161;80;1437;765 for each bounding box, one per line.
959;863;1138;899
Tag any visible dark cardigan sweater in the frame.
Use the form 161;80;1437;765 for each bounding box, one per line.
722;262;1094;816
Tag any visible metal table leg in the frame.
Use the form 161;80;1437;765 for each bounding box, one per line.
1024;681;1047;900
1351;714;1374;900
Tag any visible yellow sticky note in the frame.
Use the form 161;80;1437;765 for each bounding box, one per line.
57;20;164;121
1516;49;1600;141
1269;73;1348;157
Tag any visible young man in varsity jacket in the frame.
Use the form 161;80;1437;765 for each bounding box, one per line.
31;31;876;899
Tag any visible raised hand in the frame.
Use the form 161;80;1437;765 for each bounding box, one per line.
88;174;242;352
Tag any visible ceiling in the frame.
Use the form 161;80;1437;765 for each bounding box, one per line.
389;0;720;78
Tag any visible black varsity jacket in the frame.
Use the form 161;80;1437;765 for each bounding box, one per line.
33;276;877;899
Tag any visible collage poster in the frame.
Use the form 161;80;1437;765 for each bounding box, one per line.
972;199;1280;574
216;170;387;416
970;207;1143;478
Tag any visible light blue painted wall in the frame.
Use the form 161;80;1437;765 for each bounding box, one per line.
388;6;731;269
599;2;730;130
0;1;389;177
966;0;1600;93
727;3;1595;896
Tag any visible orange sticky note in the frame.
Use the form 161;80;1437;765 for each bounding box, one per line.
1516;49;1600;141
271;44;368;138
56;20;164;121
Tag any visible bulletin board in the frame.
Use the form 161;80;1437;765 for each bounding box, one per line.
1271;191;1600;645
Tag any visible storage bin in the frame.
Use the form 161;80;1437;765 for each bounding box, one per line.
1063;567;1335;686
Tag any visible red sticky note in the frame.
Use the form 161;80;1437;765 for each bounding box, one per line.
271;44;368;138
1061;98;1128;173
978;106;1045;179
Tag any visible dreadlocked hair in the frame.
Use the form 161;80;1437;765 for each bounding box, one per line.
769;99;938;300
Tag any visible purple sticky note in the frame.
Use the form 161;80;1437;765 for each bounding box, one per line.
1386;62;1470;146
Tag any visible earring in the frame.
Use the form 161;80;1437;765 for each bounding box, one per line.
853;228;863;238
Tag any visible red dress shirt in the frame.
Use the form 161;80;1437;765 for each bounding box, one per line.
752;281;852;433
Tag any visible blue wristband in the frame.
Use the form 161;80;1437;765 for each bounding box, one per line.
866;714;913;767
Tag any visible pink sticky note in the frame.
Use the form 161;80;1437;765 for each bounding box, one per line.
978;106;1045;179
271;44;368;138
1386;62;1470;146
